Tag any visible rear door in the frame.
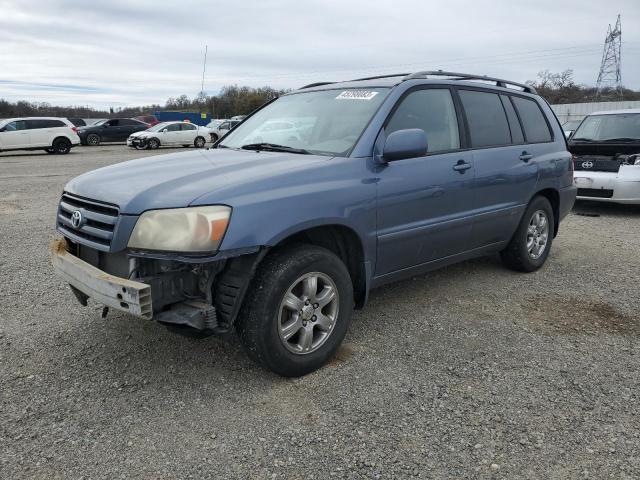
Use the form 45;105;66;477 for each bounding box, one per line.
456;89;539;249
375;87;475;275
27;119;66;147
118;119;146;140
180;123;197;143
0;120;30;149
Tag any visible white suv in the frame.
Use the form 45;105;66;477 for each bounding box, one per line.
0;117;81;154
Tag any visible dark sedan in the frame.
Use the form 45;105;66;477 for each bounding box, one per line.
77;118;149;146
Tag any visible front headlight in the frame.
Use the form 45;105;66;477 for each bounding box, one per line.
128;205;231;253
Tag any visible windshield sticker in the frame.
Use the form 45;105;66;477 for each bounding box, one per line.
336;90;379;100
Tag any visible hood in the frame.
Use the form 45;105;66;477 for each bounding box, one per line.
568;141;640;156
129;130;149;138
65;148;332;214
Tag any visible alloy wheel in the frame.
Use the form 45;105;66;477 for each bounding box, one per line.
527;210;549;259
277;272;339;355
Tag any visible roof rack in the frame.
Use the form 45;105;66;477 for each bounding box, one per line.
299;81;335;89
350;73;410;81
402;70;537;94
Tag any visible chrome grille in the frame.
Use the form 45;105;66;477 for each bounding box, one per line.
57;193;119;251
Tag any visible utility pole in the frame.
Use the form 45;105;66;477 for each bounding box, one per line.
595;15;622;100
201;45;208;96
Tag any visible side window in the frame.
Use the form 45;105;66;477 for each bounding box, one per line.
181;123;196;131
166;124;181;132
459;90;511;148
386;88;460;153
28;119;66;129
4;120;26;131
219;122;230;130
511;97;552;143
107;119;119;127
500;95;524;143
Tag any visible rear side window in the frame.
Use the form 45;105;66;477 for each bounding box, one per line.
500;95;524;143
181;123;196;131
386;88;460;153
27;119;66;129
120;119;140;126
459;90;511;148
511;97;552;143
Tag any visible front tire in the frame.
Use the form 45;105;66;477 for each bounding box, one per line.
501;195;554;272
236;244;354;377
147;137;160;149
86;133;100;146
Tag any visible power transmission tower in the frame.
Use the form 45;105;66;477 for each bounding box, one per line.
595;15;622;100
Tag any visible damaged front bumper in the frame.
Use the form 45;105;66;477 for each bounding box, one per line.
51;238;153;319
51;237;266;334
574;165;640;204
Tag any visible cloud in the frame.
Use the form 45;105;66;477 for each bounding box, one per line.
0;0;638;108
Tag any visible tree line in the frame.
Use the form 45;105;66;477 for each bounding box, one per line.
1;72;639;119
0;85;287;119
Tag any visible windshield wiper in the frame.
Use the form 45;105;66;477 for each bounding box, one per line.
600;137;640;143
570;138;595;142
241;143;310;154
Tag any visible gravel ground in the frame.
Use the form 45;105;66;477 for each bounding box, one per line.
1;145;639;479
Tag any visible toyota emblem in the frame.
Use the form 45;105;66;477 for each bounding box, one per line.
581;161;594;169
71;210;83;229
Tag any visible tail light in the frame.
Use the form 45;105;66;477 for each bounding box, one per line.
71;127;78;133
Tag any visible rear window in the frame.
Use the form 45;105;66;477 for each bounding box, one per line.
459;90;511;148
511;97;552;143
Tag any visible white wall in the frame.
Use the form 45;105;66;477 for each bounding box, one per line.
551;101;640;124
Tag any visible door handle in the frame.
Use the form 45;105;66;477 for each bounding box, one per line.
519;151;533;162
453;160;472;173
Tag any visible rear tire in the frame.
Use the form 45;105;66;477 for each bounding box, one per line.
52;138;72;154
86;134;100;146
194;136;206;148
501;195;554;272
236;244;353;377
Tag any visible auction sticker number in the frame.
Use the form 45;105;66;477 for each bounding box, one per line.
336;90;379;100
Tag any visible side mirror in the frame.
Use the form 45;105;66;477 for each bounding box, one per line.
162;129;168;133
382;128;428;162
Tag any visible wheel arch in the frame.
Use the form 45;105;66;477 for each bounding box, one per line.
533;188;560;237
272;224;368;309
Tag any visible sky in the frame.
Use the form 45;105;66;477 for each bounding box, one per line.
0;0;639;109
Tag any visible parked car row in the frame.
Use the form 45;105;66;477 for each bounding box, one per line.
0;113;249;153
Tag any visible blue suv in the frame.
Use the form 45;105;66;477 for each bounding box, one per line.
52;71;576;376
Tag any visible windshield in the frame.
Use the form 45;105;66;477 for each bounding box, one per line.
219;88;390;156
562;120;581;130
146;122;173;132
572;113;640;141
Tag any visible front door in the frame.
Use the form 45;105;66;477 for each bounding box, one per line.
0;120;30;149
375;87;476;276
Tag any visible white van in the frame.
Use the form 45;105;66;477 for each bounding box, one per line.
0;117;81;154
